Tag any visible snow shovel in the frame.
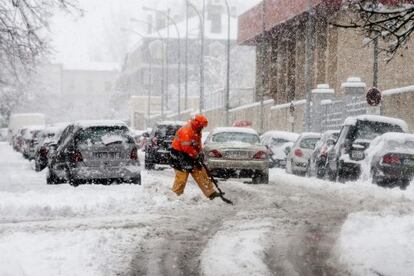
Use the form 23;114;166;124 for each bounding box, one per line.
199;161;234;205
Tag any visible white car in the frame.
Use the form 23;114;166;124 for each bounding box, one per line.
286;132;321;175
204;127;269;184
261;131;299;168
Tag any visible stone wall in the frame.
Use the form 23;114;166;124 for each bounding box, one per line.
383;87;414;132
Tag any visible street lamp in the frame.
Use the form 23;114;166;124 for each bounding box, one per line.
130;18;167;120
143;6;182;120
259;0;266;133
223;0;231;126
185;0;204;113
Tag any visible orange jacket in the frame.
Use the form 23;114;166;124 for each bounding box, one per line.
172;122;202;158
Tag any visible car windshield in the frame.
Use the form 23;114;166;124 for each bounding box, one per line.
212;132;260;144
154;125;180;138
300;137;320;149
270;138;290;146
76;126;130;145
349;121;404;141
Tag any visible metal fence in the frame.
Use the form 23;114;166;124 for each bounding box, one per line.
320;97;368;132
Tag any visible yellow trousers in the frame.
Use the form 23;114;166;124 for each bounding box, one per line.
172;167;216;198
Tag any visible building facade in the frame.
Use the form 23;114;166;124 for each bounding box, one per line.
238;0;414;105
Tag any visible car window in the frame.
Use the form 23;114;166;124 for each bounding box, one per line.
270;138;290;146
347;121;403;141
76;126;131;145
300;137;320;149
212;132;260;144
154;125;180;138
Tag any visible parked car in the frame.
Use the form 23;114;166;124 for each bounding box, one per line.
34;125;67;171
286;132;321;175
21;125;44;160
12;128;26;152
8;113;45;138
308;130;339;178
327;115;408;182
0;128;7;142
363;132;414;189
203;127;269;184
261;131;299;168
144;121;185;170
47;120;141;185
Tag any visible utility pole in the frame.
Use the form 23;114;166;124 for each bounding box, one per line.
200;0;205;114
186;0;204;115
185;2;189;110
224;0;231;126
304;0;315;131
259;0;266;133
165;8;170;110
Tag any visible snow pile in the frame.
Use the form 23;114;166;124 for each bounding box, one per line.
0;171;211;222
0;227;147;276
336;211;414;276
201;218;273;276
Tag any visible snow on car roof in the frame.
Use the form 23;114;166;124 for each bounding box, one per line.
299;132;322;139
212;127;259;135
343;115;409;132
74;120;128;128
374;132;414;143
261;131;299;141
366;132;414;156
157;121;186;126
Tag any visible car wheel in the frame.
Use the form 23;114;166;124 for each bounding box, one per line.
306;161;311;177
252;171;269;184
400;179;410;190
327;165;336;182
46;168;59;184
145;157;155;170
316;162;326;179
129;174;141;185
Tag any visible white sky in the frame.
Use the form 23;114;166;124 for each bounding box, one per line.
49;0;261;67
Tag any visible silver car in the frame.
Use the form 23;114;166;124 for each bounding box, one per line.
47;120;141;185
203;127;269;184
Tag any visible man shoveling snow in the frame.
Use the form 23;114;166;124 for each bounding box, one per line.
170;115;221;201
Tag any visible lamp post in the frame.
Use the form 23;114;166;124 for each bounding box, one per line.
200;0;206;114
186;0;204;114
304;0;315;131
223;0;231;126
259;0;266;133
143;6;182;119
130;18;167;119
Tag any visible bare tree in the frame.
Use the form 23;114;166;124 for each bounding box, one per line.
0;0;79;126
0;0;79;83
335;0;414;59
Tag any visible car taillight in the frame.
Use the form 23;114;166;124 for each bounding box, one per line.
208;149;222;158
382;154;401;165
39;147;48;157
130;147;138;160
70;150;83;163
152;137;158;146
294;149;303;157
253;151;267;160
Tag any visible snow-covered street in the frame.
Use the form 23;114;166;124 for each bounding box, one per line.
1;141;414;275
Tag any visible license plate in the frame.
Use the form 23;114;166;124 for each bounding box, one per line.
226;151;249;160
404;159;414;166
93;152;121;159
